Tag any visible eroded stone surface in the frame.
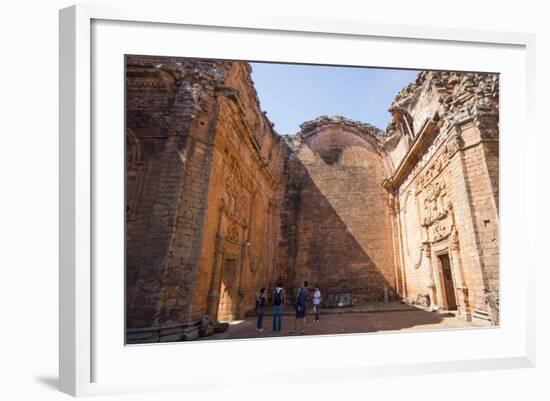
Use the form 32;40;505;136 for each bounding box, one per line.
125;57;499;343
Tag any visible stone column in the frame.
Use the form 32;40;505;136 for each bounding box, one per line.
397;209;408;299
207;234;226;320
388;194;404;296
236;191;256;317
233;241;246;319
422;242;437;311
448;229;471;321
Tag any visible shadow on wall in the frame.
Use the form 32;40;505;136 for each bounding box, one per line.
281;147;395;304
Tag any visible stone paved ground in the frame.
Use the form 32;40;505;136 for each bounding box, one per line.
204;303;478;341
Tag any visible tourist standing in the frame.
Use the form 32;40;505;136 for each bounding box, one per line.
256;287;267;333
291;281;309;335
312;285;321;323
272;282;285;333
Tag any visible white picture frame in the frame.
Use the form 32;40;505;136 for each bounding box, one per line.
59;3;536;397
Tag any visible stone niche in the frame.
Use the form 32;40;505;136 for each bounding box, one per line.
125;59;500;343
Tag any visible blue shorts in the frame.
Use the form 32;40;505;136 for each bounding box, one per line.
295;304;306;318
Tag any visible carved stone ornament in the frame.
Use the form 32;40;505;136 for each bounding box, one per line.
446;131;463;156
411;294;431;308
422;242;432;257
449;228;460;250
431;220;451;241
245;242;261;275
391;71;498;144
227;223;240;242
413;244;424;269
388;194;400;215
421;179;449;228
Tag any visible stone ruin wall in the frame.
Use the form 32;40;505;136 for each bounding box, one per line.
278;117;397;305
125;58;500;342
187;63;287;325
125;56;216;338
384;71;499;324
125;57;286;342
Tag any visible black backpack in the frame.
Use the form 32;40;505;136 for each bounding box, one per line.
273;289;282;305
256;295;265;309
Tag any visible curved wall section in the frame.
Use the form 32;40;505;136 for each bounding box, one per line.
280;120;397;304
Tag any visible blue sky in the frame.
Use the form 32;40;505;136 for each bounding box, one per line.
250;62;418;135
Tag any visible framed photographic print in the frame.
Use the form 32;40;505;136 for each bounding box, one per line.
59;3;536;397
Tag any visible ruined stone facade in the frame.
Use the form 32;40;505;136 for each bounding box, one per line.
126;57;499;343
125;57;286;342
382;71;499;324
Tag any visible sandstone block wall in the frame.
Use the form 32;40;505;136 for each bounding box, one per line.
125;57;286;342
384;71;499;324
188;63;287;322
125;57;215;337
279;119;396;303
126;60;500;342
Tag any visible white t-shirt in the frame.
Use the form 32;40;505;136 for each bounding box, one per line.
313;290;321;305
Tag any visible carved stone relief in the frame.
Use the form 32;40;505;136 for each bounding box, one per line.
421;179;449;227
222;155;253;228
387;194;400;215
446;131;463;156
449;228;460;250
226;222;240;242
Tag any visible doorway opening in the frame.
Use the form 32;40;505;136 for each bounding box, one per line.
217;258;237;321
438;253;457;310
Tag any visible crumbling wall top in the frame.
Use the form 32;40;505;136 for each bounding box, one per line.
388;70;499;137
298;115;385;138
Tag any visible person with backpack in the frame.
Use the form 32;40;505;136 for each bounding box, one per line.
255;287;267;333
272;282;285;334
291;281;309;335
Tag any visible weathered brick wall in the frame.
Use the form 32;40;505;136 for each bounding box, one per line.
385;71;499;324
484;141;499;214
459;124;499;311
188;89;286;322
126;63;500;343
279;118;397;304
126;57;205;335
126;58;287;341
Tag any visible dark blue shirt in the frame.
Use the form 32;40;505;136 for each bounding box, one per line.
297;287;308;305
